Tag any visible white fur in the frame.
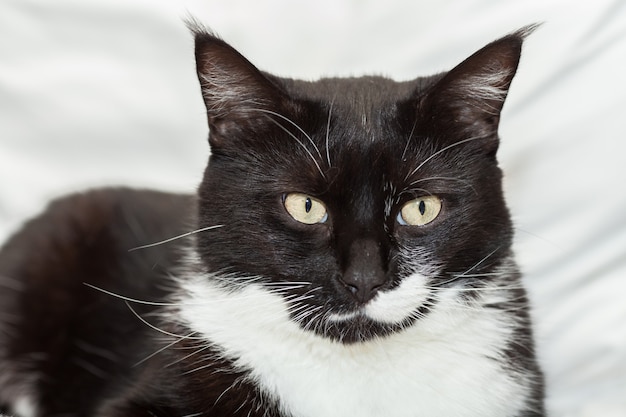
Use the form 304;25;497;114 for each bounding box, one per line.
455;69;512;114
12;397;37;417
178;266;533;417
0;353;39;417
364;273;429;323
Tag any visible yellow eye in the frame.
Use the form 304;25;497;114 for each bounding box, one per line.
284;193;328;225
397;196;442;226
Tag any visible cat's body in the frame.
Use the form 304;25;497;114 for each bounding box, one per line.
0;27;544;416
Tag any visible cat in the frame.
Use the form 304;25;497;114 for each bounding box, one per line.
0;25;545;417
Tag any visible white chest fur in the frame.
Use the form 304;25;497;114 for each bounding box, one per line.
178;276;530;417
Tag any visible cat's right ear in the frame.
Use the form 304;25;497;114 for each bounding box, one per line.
192;29;288;148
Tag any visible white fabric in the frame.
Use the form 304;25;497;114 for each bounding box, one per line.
1;0;624;415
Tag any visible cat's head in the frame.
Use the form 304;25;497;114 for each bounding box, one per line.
191;27;534;343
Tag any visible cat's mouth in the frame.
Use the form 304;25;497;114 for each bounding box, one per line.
300;275;435;343
310;308;418;344
321;311;401;343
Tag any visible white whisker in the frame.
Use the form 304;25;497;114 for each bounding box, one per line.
405;135;487;181
401;119;418;162
181;362;214;376
436;247;501;287
293;306;323;325
252;109;322;161
286;302;311;316
124;301;203;340
166;343;213;369
261;115;326;180
325;99;334;167
214;375;244;407
128;225;224;252
135;332;197;367
426;285;524;293
409;176;477;194
398;187;432;197
449;272;505;278
83;283;178;306
252;108;326;180
87;280;287;310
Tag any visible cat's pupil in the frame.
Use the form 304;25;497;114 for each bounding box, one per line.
305;198;312;213
419;200;426;215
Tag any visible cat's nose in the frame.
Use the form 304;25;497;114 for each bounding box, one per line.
339;238;388;304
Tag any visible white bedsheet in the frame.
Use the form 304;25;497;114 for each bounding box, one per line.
1;0;625;415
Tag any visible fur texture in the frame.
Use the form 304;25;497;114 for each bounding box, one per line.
0;26;544;416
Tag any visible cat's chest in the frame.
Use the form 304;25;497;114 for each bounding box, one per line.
178;278;528;417
241;331;518;417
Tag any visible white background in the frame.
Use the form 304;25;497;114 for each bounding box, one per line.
1;0;625;415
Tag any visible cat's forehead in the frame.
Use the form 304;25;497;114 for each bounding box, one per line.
281;75;431;109
276;75;436;143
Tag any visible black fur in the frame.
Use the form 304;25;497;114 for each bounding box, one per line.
0;27;544;416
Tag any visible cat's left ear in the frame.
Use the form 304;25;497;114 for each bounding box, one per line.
420;25;537;151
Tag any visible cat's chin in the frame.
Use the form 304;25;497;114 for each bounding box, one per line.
317;312;415;344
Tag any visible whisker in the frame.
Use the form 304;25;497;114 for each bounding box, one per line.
261;281;313;293
445;301;530;314
175;348;222;371
303;309;325;332
409;176;477;195
398;187;432;197
437;247;501;287
449;272;505;278
284;292;317;303
405;135;487;181
134;332;197;367
286;302;312;317
214;375;244;407
408;308;429;322
293;306;323;325
166;343;213;369
253;108;323;160
325;99;335;167
427;285;530;314
83;283;179;306
87;280;286;311
401;119;418;162
262;115;326;180
181;362;214;376
124;301;204;340
425;284;525;292
128;225;224;252
262;281;312;287
252;108;326;180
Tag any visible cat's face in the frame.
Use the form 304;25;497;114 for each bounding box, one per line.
192;29;527;343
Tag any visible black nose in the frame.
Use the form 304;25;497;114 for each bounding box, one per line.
339;238;388;304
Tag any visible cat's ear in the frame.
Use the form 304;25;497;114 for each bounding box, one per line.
420;25;537;150
193;29;288;148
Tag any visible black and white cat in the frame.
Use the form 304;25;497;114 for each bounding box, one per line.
0;25;545;417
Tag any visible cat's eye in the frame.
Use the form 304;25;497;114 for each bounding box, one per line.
284;193;328;225
397;196;442;227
